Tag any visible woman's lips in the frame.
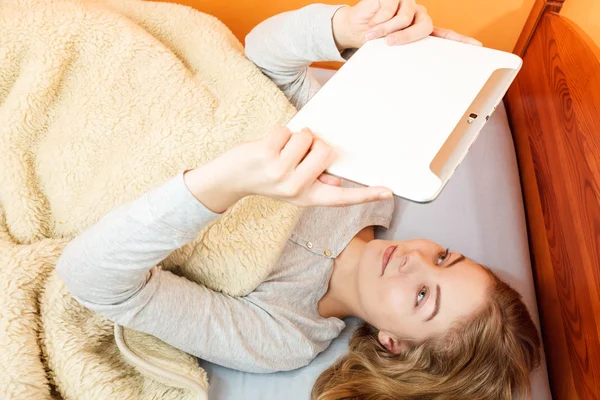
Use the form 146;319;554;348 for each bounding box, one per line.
381;245;398;276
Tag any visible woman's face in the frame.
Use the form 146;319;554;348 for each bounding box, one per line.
356;239;491;351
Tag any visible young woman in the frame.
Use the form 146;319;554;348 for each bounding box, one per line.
57;1;541;398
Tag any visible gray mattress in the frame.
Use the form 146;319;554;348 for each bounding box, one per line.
200;69;552;399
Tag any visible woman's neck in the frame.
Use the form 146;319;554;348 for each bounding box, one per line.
317;226;374;320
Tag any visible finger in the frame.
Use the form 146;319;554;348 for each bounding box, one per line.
432;27;483;46
354;0;380;15
310;183;393;207
279;128;314;169
318;173;342;187
294;138;332;185
367;0;415;39
385;5;433;45
265;126;293;151
368;0;400;28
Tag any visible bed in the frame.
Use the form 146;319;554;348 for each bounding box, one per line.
0;0;596;398
189;0;600;398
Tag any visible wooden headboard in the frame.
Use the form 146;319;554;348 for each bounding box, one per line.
504;1;600;398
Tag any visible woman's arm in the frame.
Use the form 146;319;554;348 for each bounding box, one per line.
55;172;317;372
243;1;434;109
56;173;221;315
57;126;390;309
245;4;348;109
57;127;389;370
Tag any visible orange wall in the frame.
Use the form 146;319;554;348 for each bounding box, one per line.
561;0;600;46
169;0;535;52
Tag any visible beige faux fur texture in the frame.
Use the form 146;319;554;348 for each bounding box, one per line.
0;0;299;398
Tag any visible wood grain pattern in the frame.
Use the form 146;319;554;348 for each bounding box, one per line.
505;11;600;400
512;0;566;56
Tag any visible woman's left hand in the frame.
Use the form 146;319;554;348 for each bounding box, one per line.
332;0;482;50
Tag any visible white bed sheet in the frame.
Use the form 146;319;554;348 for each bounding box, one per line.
200;68;552;400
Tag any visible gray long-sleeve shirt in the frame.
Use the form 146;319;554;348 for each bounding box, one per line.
57;4;394;373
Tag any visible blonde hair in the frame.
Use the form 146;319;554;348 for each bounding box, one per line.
312;267;541;400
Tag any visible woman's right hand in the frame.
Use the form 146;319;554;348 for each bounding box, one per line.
184;126;393;213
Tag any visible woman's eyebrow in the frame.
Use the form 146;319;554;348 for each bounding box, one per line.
426;254;466;322
446;254;465;268
426;284;441;322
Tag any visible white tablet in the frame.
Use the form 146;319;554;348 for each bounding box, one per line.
286;36;522;203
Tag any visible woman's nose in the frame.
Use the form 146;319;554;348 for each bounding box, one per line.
406;249;437;271
404;249;426;268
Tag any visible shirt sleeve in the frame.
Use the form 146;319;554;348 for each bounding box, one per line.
56;173;316;373
244;4;352;109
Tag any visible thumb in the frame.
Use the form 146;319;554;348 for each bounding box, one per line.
311;184;393;207
318;173;342;187
431;27;483;46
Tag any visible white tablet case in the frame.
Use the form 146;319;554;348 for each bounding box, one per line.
286;36;522;203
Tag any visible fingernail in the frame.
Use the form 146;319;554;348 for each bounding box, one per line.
379;191;393;199
366;30;378;41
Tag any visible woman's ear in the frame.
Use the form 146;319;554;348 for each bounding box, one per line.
378;331;409;354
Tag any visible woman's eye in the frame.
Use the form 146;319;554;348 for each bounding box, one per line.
417;287;427;305
436;248;450;265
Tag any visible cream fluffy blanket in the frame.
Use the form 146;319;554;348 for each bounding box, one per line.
0;0;300;398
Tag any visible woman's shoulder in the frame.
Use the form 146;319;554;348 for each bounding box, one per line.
245;285;346;364
267;316;346;371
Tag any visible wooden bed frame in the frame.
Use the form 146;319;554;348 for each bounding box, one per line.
504;1;600;399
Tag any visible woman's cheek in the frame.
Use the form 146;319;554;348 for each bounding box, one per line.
381;278;409;314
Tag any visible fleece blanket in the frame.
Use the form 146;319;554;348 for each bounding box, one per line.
0;0;301;398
